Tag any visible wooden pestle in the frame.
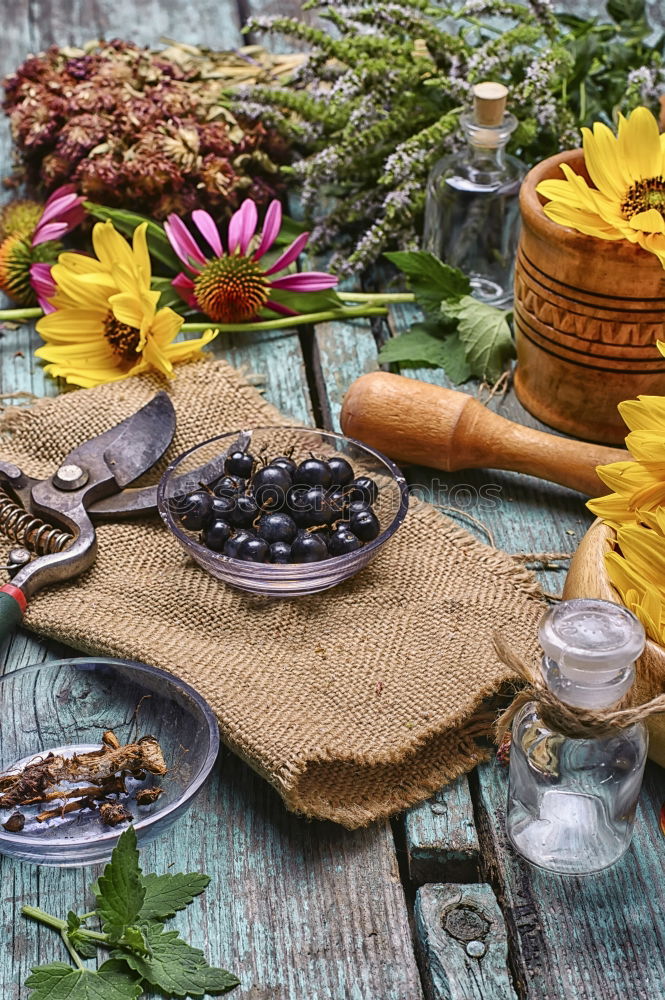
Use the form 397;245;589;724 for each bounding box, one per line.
340;372;628;496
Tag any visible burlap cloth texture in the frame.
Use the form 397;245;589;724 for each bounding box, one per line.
0;359;545;828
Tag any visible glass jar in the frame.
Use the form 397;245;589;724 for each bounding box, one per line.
423;84;526;307
506;599;648;875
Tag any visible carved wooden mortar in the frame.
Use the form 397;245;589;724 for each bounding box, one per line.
513;149;665;446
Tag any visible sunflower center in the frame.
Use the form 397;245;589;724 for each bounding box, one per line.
622;176;665;220
193;255;269;323
103;312;141;362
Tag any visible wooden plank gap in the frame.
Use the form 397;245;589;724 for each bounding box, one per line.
405;775;481;887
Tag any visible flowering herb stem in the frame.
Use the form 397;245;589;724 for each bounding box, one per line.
0;308;43;320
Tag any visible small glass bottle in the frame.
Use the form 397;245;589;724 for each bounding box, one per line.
423;82;526;307
506;599;648;875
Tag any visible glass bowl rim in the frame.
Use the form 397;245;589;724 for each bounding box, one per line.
157;425;410;570
0;656;220;848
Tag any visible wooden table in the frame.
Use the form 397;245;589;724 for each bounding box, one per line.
1;3;664;998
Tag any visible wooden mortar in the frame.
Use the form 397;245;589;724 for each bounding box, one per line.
564;520;665;767
514;149;665;446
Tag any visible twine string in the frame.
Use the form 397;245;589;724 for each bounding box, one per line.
494;634;665;744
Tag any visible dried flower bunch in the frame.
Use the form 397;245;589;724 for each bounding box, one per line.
238;0;665;273
3;39;297;220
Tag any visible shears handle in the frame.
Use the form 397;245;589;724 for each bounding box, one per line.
0;585;26;641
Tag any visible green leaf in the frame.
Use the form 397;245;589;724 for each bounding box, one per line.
261;285;344;315
93;828;145;939
25;961;141;1000
443;295;515;382
273;214;308;246
115;921;239;996
64;911;99;959
116;925;149;955
84;202;182;274
378;324;472;383
139;872;211;920
151;275;187;313
384;251;470;316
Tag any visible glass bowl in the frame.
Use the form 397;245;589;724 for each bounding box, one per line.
0;658;219;866
157;426;409;597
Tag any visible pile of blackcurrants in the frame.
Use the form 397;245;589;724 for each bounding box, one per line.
174;447;381;564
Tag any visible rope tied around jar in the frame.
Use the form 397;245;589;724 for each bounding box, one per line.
494;634;665;744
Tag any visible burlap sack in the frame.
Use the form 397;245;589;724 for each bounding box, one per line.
0;359;544;828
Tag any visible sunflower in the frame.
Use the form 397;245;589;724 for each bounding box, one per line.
35;221;216;387
588;389;665;645
536;106;665;267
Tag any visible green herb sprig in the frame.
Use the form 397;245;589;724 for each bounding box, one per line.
22;827;240;1000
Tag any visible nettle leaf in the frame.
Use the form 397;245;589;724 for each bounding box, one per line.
65;912;98;959
25;961;141;1000
84;202;181;274
116;925;149;955
443;296;515;382
378;325;472;384
384;251;470;316
139;871;211;920
115;921;239;996
94;827;145;938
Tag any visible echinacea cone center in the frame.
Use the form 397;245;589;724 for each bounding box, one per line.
103;313;140;362
622;176;665;221
193;254;269;323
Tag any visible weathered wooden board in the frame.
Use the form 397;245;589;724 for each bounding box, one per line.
474;759;665;1000
406;777;480;886
415;883;517;1000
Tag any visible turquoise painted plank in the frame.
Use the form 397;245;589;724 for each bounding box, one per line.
474;759;665;1000
405;776;480;886
28;0;243;49
415;883;517;1000
312;319;379;431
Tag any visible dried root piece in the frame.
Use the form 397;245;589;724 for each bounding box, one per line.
135;786;164;806
99;802;133;826
3;811;25;832
0;732;166;810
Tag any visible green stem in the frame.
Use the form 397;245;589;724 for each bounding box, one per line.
77;928;109;942
0;307;43;321
61;931;86;972
21;905;68;932
338;293;415;304
181;305;389;333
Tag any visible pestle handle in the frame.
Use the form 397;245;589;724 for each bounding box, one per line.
340;372;628;497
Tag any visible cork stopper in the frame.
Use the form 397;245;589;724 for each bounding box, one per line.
472;82;508;127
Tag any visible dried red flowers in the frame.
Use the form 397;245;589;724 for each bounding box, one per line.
3;40;291;220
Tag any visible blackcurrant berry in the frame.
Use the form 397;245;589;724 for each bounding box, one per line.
225;449;254;478
290;530;328;562
238;536;270;562
202;519;232;552
294;457;333;489
328;456;354;487
349;506;380;541
269;541;292;563
210;495;235;520
257;512;298;544
178;490;213;531
229;493;259;527
347;476;378;505
328;525;363;556
270;456;297;478
252;465;291;511
299;486;335;527
213;474;245;498
223;529;253;558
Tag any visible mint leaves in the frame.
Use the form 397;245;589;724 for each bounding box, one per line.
379;251;516;383
23;828;239;1000
25;961;142;1000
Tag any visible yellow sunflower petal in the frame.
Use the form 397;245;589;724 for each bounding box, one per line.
628;208;665;233
150;307;184;346
163;329;218;359
617;106;662;182
582;123;628;201
132;223;152;285
92;220;135;271
36;310;107;344
619;395;665;431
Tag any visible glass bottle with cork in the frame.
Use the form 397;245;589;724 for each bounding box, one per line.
506;598;649;875
423;81;526;307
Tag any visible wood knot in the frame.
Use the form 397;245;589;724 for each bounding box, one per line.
443;904;490;942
